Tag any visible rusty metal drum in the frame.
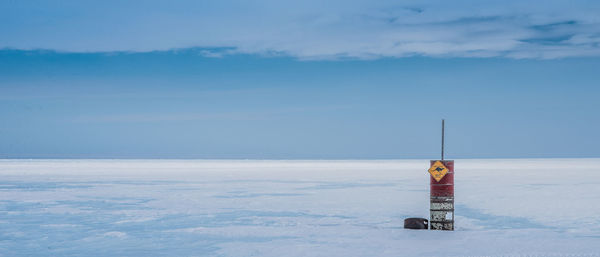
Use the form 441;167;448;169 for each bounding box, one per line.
430;160;454;230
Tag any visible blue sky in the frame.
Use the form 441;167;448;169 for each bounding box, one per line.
1;1;599;158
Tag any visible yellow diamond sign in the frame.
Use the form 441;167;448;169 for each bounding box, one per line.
428;161;449;182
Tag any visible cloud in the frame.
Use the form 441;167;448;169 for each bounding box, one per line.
1;0;599;59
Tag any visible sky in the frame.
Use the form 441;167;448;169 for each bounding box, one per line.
0;0;599;159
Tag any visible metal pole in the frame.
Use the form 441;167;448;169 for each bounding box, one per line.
441;119;445;160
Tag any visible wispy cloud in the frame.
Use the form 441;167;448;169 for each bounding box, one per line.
1;0;599;59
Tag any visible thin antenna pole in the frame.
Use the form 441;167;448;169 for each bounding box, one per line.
441;119;445;160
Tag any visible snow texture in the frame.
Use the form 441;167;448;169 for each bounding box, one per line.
0;159;599;256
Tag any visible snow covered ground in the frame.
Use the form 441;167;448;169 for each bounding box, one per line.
1;159;599;256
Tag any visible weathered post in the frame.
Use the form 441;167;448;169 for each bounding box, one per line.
428;119;454;230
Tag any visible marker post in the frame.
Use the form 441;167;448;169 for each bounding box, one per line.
428;119;454;230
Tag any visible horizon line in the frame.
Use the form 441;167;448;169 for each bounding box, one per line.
1;157;599;161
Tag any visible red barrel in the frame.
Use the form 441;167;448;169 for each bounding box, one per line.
430;160;454;197
430;160;454;230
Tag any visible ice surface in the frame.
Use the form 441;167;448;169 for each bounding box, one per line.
1;159;599;256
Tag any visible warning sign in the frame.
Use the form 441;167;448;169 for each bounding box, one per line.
428;161;449;182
